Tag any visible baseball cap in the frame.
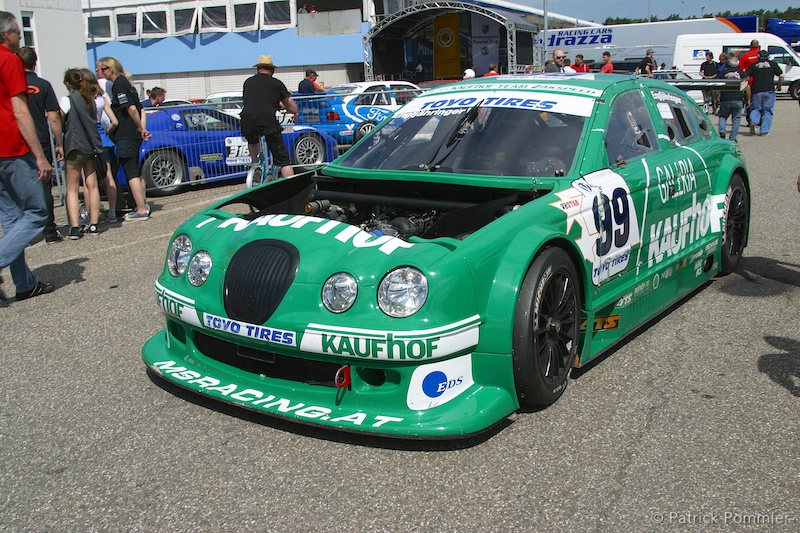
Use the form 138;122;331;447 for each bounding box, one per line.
646;49;654;54
759;49;769;58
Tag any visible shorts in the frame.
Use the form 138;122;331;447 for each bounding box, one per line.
241;125;291;168
118;156;140;182
65;150;93;167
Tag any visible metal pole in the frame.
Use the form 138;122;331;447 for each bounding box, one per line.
543;0;548;66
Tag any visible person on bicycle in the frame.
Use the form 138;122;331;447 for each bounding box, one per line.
241;55;298;178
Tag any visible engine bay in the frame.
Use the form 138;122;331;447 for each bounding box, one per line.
220;173;547;241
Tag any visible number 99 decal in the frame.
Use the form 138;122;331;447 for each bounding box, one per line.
592;187;630;256
551;169;641;286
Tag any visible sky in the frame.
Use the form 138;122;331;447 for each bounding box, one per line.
511;0;798;24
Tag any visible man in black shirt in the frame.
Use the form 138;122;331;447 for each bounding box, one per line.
715;57;750;143
700;51;719;114
746;50;784;136
241;55;298;178
17;46;63;243
636;49;656;77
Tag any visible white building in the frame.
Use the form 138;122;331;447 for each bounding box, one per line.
79;1;598;100
1;0;88;98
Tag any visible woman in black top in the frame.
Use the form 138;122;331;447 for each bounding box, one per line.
97;56;151;221
62;68;102;239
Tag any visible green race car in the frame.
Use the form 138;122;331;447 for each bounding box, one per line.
143;74;750;438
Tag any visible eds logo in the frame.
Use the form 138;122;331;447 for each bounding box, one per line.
407;354;474;410
422;371;464;398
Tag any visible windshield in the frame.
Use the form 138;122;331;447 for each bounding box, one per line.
338;95;588;177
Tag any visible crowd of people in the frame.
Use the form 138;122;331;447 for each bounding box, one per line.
1;10;153;302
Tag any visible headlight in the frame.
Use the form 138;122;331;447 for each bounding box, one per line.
188;251;212;286
322;272;358;313
378;267;428;317
168;234;192;276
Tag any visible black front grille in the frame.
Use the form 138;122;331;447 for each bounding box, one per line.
224;240;299;324
194;332;339;387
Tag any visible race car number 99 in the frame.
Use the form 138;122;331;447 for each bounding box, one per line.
593;188;630;256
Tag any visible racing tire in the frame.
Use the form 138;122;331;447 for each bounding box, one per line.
790;81;800;100
293;133;326;166
720;174;749;275
513;247;581;408
142;150;185;196
353;120;376;142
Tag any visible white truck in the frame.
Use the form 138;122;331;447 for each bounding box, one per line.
539;16;759;70
673;32;800;99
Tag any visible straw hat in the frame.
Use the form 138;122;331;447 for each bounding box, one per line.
254;55;277;68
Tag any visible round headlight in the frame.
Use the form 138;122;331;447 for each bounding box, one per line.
168;234;192;276
322;273;358;313
188;251;212;286
378;267;428;318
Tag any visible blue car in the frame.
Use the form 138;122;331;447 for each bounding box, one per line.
292;81;421;148
117;106;338;195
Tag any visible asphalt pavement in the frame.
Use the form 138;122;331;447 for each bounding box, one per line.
1;99;799;531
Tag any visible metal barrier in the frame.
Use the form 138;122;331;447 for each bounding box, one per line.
92;88;423;195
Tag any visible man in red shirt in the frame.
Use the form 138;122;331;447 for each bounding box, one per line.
600;51;614;73
739;39;761;72
0;11;55;301
572;54;591;73
738;39;761;127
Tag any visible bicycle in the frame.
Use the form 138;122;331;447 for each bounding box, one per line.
245;136;280;188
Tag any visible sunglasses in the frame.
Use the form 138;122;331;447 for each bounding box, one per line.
96;66;110;73
556;55;565;59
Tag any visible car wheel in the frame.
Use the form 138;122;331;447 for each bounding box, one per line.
720;174;749;275
142;150;185;195
293;134;325;166
353;121;376;142
790;81;800;100
245;165;262;189
513;247;581;408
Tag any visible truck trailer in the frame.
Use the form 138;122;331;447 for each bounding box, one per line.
539;16;759;70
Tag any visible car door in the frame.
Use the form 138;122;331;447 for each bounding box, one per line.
645;87;714;290
582;89;664;288
351;85;394;124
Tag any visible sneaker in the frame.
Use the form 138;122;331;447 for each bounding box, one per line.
84;223;100;236
719;132;726;139
754;124;761;136
107;211;117;223
125;211;150;221
15;281;55;301
67;226;83;240
45;231;64;244
749;123;756;135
